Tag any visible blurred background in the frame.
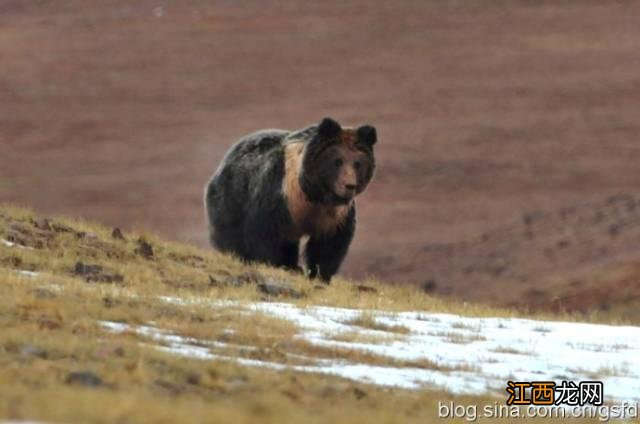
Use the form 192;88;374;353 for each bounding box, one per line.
2;0;640;315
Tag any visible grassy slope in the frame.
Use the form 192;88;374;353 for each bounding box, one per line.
0;205;622;423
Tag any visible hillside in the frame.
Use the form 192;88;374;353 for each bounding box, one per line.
2;0;640;313
399;193;640;321
1;206;639;423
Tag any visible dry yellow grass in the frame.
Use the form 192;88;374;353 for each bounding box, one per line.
0;204;632;423
343;312;411;334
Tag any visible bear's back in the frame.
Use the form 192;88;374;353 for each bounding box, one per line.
224;129;289;162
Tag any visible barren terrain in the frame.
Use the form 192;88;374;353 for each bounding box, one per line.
2;0;640;313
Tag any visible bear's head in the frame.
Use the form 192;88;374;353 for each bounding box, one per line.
300;117;377;205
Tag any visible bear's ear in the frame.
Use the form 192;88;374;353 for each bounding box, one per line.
357;125;377;147
318;117;342;139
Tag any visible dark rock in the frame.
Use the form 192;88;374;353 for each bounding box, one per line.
135;238;154;259
1;255;22;268
51;222;74;233
111;227;126;241
66;371;103;387
74;261;124;284
74;262;104;276
608;224;620;237
77;231;98;241
353;387;367;400
186;373;201;385
257;281;304;299
422;279;437;292
355;284;378;294
86;273;124;284
102;296;119;308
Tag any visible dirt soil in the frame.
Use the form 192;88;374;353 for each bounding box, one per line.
2;0;640;313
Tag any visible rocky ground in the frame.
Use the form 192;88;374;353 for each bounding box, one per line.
398;194;640;318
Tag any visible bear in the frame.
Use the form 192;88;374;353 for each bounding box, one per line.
204;117;377;282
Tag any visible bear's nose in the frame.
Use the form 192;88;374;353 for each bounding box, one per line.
345;184;356;191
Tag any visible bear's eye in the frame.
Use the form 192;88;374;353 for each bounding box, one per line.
354;161;361;170
334;158;343;168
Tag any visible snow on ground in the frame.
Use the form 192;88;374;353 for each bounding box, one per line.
16;270;40;278
102;298;640;402
1;239;33;250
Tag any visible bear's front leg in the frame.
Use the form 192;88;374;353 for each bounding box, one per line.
305;207;356;283
244;223;297;269
244;197;301;270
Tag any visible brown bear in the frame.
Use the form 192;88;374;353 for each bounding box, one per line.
205;117;377;282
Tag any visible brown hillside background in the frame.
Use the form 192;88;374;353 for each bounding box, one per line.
2;0;640;314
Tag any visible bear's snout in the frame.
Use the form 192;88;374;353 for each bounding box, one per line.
336;167;357;198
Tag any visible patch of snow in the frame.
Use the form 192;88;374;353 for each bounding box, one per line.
16;270;40;278
99;320;484;390
99;321;257;356
1;239;34;250
159;296;238;309
246;302;640;402
112;299;640;402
